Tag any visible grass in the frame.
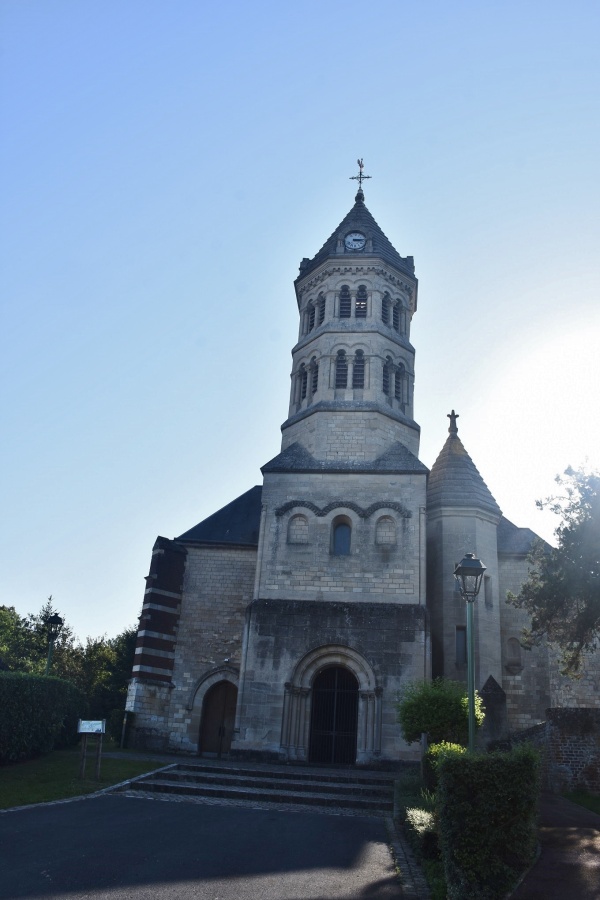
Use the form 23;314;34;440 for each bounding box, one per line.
0;744;165;810
565;789;600;816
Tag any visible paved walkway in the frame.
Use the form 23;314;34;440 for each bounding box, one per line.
511;792;600;899
0;794;406;900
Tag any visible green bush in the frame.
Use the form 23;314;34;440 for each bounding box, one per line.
397;678;484;746
405;806;439;859
0;672;88;763
424;741;465;790
436;745;540;900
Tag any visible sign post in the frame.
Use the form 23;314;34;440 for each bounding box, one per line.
78;720;106;780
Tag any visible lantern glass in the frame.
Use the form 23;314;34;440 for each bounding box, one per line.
47;613;63;642
453;553;487;601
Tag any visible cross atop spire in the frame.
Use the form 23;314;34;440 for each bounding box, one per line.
448;409;459;435
350;158;371;194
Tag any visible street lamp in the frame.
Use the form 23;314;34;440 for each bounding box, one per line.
45;613;63;675
453;553;486;752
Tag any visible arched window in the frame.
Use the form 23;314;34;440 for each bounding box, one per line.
382;356;393;395
308;304;316;332
300;364;308;400
400;304;407;335
382;293;391;326
353;350;365;388
392;303;400;332
318;294;326;325
335;350;348;388
394;365;404;401
375;515;396;545
332;516;351;556
506;638;523;672
339;285;351;318
311;357;319;395
355;285;367;318
288;514;309;544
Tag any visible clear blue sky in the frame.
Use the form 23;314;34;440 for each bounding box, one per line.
2;1;600;641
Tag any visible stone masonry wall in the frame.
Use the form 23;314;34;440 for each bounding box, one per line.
498;554;551;731
234;599;428;762
546;709;600;793
282;409;420;460
426;511;503;689
258;471;426;604
164;545;256;753
126;679;173;751
550;650;600;708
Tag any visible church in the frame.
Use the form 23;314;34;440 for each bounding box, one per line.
125;175;590;763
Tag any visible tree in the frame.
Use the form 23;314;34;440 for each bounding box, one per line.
397;678;484;746
509;466;600;675
0;598;137;717
0;606;31;670
0;597;79;675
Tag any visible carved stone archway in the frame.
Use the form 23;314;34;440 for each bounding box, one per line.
186;665;239;752
280;645;382;764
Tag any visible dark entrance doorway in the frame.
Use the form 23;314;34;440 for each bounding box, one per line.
309;666;358;764
198;681;238;757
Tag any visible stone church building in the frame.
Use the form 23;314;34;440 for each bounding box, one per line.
125;185;592;763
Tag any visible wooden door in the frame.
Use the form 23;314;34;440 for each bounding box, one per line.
199;681;238;757
309;666;358;764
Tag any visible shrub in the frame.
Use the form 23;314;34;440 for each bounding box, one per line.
0;672;88;763
405;806;439;859
436;744;540;899
397;678;484;746
424;741;465;790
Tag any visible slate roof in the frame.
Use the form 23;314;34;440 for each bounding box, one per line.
262;441;428;475
497;516;541;555
176;485;262;547
427;430;502;516
296;189;415;283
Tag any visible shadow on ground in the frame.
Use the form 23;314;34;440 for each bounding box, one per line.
0;795;403;899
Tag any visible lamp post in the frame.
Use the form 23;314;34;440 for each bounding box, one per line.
45;613;63;675
453;553;486;752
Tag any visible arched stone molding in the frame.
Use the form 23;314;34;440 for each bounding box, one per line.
186;665;239;712
185;665;240;753
275;499;412;520
280;645;382;764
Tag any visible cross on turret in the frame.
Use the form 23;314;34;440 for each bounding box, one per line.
350;158;371;190
448;409;459;434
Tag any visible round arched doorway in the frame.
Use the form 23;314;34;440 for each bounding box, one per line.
198;680;238;757
309;666;358;764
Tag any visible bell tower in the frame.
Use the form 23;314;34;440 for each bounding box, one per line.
232;167;430;764
281;183;420;460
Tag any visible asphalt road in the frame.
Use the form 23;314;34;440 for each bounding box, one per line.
0;795;402;899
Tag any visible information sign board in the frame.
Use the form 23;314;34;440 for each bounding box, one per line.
78;720;106;734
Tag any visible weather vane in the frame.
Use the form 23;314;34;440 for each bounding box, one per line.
350;158;371;189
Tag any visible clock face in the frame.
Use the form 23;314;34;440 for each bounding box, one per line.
344;231;366;250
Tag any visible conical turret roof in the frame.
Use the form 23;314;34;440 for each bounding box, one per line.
296;189;415;282
427;411;501;516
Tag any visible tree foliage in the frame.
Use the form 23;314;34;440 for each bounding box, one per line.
397;678;484;746
508;466;600;674
0;598;137;720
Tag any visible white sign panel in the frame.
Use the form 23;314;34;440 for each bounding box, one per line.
78;719;106;734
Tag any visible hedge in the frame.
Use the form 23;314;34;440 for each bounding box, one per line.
423;741;465;790
436;744;540;899
0;672;88;764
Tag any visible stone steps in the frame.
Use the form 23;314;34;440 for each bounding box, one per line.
117;760;396;813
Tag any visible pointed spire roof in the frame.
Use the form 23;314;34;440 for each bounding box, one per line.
296;189;415;282
427;411;501;516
